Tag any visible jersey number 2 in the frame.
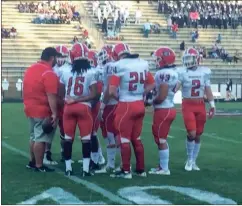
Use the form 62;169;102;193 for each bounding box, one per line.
67;77;85;96
129;72;145;91
191;79;200;96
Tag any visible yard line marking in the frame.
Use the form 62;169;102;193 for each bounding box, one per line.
143;120;242;144
2;142;133;205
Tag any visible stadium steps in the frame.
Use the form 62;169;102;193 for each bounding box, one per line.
82;1;242;70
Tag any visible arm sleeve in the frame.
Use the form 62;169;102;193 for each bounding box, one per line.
42;71;59;94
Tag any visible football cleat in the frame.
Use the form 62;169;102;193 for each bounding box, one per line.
149;167;170;175
35;165;55;172
94;165;115;174
192;162;200;171
98;155;106;165
65;170;73;176
185;160;193;171
44;151;58;165
82;171;94;177
110;170;132;179
134;170;147;177
26;161;36;170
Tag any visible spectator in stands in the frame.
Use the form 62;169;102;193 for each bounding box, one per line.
10;27;17;38
114;15;122;34
171;21;178;39
18;1;25;13
92;1;99;16
216;34;222;44
1;27;10;38
71;36;79;44
221;47;229;62
180;41;185;56
143;19;151;38
233;49;240;63
102;17;108;34
135;7;142;24
97;6;102;23
167;15;172;33
83;29;89;39
123;7;129;25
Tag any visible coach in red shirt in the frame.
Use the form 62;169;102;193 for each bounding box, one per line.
23;47;60;172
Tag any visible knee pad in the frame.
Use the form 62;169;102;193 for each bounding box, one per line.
64;141;73;160
91;135;99;153
82;140;91;158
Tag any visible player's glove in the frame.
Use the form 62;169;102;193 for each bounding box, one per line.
144;90;155;107
208;100;216;119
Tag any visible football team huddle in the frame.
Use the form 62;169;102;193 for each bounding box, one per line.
44;42;216;179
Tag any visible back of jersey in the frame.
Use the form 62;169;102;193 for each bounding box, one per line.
60;69;97;106
113;58;149;102
154;68;178;109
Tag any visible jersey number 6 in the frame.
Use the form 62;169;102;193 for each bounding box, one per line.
129;72;146;91
67;77;85;96
191;79;201;96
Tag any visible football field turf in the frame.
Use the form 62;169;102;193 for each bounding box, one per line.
2;103;242;204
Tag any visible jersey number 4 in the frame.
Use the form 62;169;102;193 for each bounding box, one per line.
191;79;201;96
67;77;85;96
129;72;146;91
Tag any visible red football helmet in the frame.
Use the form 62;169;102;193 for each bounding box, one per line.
152;46;176;69
182;47;200;68
88;50;98;68
112;42;130;61
97;45;113;65
70;42;89;62
55;45;69;66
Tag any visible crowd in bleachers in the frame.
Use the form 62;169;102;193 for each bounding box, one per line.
1;26;17;39
18;1;80;24
159;0;242;29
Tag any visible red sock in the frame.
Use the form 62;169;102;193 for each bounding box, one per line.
121;143;131;172
132;140;145;171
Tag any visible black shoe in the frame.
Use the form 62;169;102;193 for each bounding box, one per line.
60;152;65;162
65;170;73;176
90;161;101;171
46;151;53;161
83;171;94;177
35;165;55;172
26;161;36;169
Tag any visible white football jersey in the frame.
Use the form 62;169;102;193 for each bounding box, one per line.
177;66;211;98
154;68;178;109
102;61;118;105
112;57;150;102
60;69;97;107
53;63;71;78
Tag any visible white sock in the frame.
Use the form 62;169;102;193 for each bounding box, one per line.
159;148;169;171
98;146;104;158
65;159;72;172
106;147;116;169
192;143;201;162
83;158;90;173
186;140;195;161
91;152;99;164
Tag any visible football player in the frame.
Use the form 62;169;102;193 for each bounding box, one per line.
43;45;70;165
175;47;215;171
108;43;155;179
148;47;178;176
87;50;106;169
60;42;99;176
95;45;121;174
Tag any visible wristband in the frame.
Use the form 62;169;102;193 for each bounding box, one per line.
209;100;215;108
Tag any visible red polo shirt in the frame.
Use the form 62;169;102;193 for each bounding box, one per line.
23;61;59;118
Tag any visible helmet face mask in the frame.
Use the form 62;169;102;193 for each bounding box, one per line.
56;55;68;66
98;49;109;66
183;47;200;69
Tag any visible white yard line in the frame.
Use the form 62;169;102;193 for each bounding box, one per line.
2;142;133;205
143;120;242;144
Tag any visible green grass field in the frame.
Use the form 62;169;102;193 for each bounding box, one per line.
2;103;242;205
